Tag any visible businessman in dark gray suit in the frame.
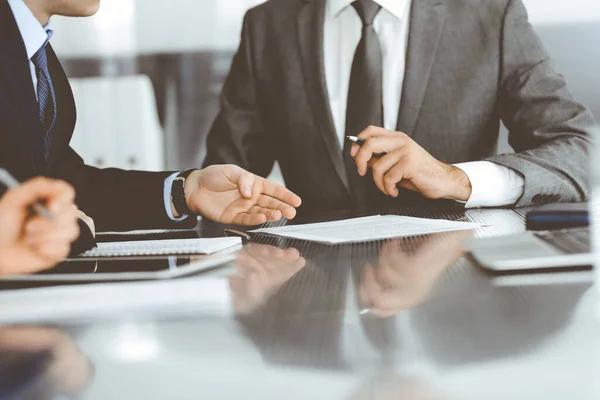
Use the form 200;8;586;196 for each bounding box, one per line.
204;0;596;214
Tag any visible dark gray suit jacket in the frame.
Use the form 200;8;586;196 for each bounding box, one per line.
204;0;596;214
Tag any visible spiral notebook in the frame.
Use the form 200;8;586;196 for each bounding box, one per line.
77;237;242;258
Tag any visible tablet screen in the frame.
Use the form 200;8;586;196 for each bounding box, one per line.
37;258;189;275
0;254;235;285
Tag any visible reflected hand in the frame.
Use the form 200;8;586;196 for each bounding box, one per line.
0;326;93;396
351;126;472;201
182;165;302;226
359;232;471;317
0;178;80;275
229;244;306;315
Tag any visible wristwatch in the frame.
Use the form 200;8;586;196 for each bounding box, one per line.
171;169;197;216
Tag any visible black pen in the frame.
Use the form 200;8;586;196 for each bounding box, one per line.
346;136;386;158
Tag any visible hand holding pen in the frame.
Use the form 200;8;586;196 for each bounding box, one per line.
346;126;472;202
0;172;80;274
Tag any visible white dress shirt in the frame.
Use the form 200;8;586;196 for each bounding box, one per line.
323;0;525;208
7;0;184;222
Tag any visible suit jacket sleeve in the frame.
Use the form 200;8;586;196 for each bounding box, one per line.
486;0;597;206
203;10;276;178
52;146;197;232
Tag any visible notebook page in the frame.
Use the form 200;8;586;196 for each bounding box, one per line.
79;237;242;258
251;215;483;244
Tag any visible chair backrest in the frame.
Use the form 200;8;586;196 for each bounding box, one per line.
69;75;165;171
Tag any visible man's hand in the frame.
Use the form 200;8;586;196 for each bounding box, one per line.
229;244;306;315
0;327;93;395
359;232;471;318
180;165;302;226
351;126;472;201
0;178;80;275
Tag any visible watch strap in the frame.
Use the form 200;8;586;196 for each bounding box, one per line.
171;169;197;217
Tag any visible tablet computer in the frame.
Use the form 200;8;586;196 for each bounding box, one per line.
0;253;236;283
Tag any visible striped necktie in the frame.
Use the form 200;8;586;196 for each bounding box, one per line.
30;32;56;161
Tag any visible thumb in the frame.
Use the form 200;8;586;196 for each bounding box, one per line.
234;169;255;199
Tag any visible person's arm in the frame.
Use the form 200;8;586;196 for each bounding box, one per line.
486;0;596;206
52;146;196;232
0;177;79;274
454;161;525;208
203;10;276;178
54;147;301;230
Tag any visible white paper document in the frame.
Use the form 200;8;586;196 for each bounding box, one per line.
251;215;483;244
79;237;242;258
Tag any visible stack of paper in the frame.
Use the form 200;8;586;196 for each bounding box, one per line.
79;237;241;258
251;215;483;244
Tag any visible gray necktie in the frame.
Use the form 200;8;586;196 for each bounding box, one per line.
344;0;383;207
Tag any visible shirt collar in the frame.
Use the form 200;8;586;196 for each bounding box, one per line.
326;0;411;21
7;0;53;61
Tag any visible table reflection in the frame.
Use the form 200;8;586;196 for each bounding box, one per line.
229;244;306;315
358;232;472;318
0;326;93;399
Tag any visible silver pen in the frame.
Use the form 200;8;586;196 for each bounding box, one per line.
346;136;386;158
0;169;54;220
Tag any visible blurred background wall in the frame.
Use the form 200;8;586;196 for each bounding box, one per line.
49;0;600;175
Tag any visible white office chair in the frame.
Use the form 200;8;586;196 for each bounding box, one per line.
69;75;165;171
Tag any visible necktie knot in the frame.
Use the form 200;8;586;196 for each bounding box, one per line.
31;33;51;71
352;0;382;27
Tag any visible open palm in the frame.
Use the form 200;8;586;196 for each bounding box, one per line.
187;165;302;226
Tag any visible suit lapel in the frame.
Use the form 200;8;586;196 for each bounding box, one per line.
45;44;76;171
297;0;350;190
0;0;46;175
396;0;447;134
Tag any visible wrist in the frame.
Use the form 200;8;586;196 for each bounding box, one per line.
171;169;199;217
446;165;472;202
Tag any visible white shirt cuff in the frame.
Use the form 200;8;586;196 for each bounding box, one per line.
164;172;188;222
453;161;525;208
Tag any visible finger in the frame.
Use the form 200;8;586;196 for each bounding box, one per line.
356;125;389;140
235;170;255;199
248;205;282;222
398;180;419;193
26;207;79;238
350;143;361;157
26;222;80;246
256;245;287;259
257;179;302;208
256;195;297;220
359;264;380;308
36;242;71;261
370;153;401;195
283;247;300;261
232;212;268;226
383;162;410;198
44;182;76;214
354;137;392;176
3;178;75;214
294;257;307;269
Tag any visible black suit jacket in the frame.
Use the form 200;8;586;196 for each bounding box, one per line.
204;0;596;215
0;0;194;232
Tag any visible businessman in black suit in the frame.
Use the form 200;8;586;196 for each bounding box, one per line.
0;0;302;234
